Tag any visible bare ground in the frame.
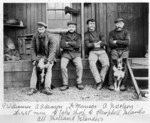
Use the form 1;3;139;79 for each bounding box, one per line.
4;85;148;102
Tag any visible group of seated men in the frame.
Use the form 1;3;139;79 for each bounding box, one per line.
28;17;130;95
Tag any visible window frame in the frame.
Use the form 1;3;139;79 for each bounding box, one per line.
46;3;72;30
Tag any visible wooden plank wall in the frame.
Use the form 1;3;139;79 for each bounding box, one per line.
4;3;46;49
84;3;148;57
72;3;81;34
117;3;147;57
142;3;149;53
4;3;148;57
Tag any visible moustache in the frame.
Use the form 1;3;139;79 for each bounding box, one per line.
68;30;74;32
38;33;45;38
116;26;123;29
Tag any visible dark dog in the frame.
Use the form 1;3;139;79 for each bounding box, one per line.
33;57;49;90
113;58;126;91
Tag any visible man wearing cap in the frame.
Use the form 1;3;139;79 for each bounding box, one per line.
60;21;84;91
108;18;130;91
28;22;57;95
85;19;110;90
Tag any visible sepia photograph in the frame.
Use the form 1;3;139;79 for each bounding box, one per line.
3;2;149;102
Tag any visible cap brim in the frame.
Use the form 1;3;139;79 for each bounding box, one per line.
114;20;124;23
37;23;47;28
67;23;77;25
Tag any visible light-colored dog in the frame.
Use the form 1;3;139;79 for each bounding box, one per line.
113;58;125;91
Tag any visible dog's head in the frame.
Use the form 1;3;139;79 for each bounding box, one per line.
113;58;126;71
34;57;48;71
37;58;48;70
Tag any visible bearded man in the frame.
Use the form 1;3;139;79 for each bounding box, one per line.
28;22;57;95
108;18;130;91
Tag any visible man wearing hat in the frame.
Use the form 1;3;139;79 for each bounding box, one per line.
60;21;84;91
28;22;57;95
108;18;130;91
85;18;110;90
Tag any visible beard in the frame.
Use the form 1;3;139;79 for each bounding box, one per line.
38;33;46;38
115;22;124;31
116;27;123;31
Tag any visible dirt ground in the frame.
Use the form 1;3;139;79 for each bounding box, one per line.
4;85;148;102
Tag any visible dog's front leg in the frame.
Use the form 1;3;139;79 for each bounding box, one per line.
117;78;122;91
114;77;117;91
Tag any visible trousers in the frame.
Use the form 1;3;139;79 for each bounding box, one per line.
30;63;54;89
88;50;110;83
61;57;83;85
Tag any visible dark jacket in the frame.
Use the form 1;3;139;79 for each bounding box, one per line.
84;31;107;51
60;32;81;59
30;31;57;62
108;29;130;50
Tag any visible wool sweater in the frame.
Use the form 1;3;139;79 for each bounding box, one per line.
108;29;130;50
84;31;107;51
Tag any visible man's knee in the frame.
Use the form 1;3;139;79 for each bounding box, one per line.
89;60;97;68
101;59;110;67
111;50;118;59
61;65;66;71
104;60;110;67
61;58;69;70
76;63;83;70
61;62;67;70
121;51;129;58
103;65;109;69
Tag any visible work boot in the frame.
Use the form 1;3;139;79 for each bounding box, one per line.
27;88;37;95
96;82;103;90
108;85;115;90
60;85;69;91
42;87;52;95
120;85;126;91
76;84;85;90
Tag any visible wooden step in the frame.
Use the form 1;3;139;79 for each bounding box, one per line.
127;61;141;97
140;89;149;98
140;89;149;93
130;58;148;66
135;77;149;80
127;58;148;99
131;66;148;69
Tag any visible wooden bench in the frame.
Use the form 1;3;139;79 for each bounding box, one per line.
4;59;102;88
